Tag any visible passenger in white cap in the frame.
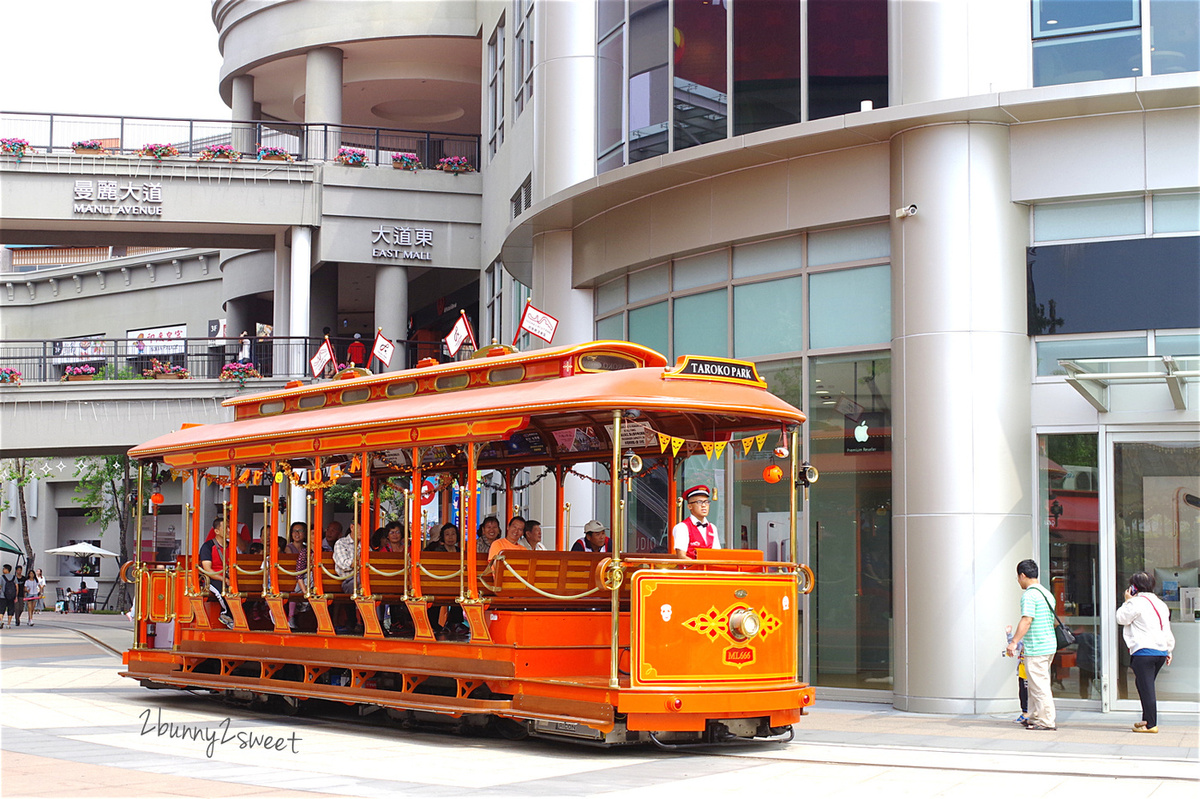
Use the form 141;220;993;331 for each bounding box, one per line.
572;520;609;552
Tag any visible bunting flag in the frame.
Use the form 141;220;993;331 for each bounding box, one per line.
515;299;560;344
713;442;727;459
670;437;684;457
701;441;715;460
658;432;671;453
742;437;755;455
445;311;477;357
371;328;395;367
755;432;769;451
309;337;336;378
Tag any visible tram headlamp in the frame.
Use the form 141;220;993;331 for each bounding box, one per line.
799;462;819;486
728;608;762;641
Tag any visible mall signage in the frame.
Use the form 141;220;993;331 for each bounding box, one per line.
72;181;164;216
370;223;434;261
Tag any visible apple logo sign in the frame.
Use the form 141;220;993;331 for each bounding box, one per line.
854;420;870;443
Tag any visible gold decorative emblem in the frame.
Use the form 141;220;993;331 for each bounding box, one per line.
682;604;782;668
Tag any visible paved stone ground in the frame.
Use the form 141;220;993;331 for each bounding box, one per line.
1;613;1196;798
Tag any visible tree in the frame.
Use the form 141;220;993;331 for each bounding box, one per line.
0;458;43;572
73;454;143;612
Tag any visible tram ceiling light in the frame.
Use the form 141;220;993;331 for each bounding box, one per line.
895;204;918;219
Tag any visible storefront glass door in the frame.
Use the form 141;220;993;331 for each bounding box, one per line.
1108;433;1200;711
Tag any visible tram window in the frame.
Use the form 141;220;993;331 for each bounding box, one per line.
386;380;417;398
259;400;285;416
340;388;370;404
298;394;327;410
489;365;526;384
435;373;470;391
579;353;638;372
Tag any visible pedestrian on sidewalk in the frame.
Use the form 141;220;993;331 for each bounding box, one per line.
1004;624;1029;724
13;565;26;626
35;568;46;612
23;570;39;626
1;565;17;628
1116;571;1175;734
1004;559;1058;731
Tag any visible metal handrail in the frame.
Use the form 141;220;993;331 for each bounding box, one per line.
0;111;482;169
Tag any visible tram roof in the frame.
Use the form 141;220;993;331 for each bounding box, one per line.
129;342;805;467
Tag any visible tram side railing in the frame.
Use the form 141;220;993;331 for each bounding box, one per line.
0;336;435;383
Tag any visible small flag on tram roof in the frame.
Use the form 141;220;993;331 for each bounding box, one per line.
371;329;395;367
444;311;477;357
309;338;336;378
515;300;559;344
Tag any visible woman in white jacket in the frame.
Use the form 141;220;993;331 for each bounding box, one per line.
1116;571;1176;733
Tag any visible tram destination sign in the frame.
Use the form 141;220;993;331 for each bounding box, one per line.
72;181;163;216
664;355;765;387
370;223;434;262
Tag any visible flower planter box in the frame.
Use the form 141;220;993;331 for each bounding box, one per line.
65;375;93;382
393;163;419;170
73;147;105;155
261;154;290;161
153;373;187;379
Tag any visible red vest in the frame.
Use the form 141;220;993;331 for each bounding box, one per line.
685;518;715;560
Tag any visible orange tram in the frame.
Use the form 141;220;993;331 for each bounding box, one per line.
121;341;816;747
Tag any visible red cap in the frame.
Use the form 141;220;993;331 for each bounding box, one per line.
684;485;711;501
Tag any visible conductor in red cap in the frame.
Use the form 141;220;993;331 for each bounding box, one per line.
672;485;721;559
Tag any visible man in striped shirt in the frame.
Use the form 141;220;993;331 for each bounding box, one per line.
1005;559;1058;730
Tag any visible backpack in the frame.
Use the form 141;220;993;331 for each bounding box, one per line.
2;575;15;601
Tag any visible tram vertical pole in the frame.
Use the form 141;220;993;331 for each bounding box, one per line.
190;469;202;597
268;463;280;595
789;428;799;565
554;464;566;551
410;447;422;599
609;411;622;689
465;441;478;600
504;468;514;525
312;460;325;597
134;463;144;630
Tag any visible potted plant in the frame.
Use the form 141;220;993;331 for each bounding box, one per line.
256;145;294;162
220;362;262;388
1;137;33;162
436;156;474;174
137;143;180;160
62;365;98;382
72;140;107;155
334;147;368;167
0;367;22;386
197;144;241;162
391;152;421;171
142;358;190;379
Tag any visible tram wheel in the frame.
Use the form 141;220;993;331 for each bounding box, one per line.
490;716;530;740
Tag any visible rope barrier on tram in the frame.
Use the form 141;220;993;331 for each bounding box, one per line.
367;564;408;577
276;565;304;577
232;563;265;575
494;558;602;600
418;564;463;580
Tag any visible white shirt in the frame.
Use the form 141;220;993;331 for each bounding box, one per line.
1116;593;1175;655
670;515;721;555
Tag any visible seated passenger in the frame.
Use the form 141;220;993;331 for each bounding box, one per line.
571;520;609;553
477;515;501;553
426;523;460;552
520;520;547;551
199;517;234;628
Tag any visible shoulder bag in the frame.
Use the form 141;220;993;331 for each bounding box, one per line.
1037;587;1076;649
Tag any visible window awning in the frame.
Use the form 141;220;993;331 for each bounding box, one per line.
1060;355;1200;412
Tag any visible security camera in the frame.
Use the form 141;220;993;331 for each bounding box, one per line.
894;204;918;219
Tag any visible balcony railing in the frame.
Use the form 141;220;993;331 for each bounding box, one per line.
0;111;481;170
0;336;443;384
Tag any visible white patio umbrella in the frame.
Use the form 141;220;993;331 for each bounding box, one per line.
45;542;121;558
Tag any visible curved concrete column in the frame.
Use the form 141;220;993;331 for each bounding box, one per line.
273;232;291;377
373;264;408;371
305;47;344;160
890;122;1031;713
231;74;256;154
534;1;597;197
289;227;313;377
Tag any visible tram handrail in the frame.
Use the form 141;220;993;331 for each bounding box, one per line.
366;563;408;578
233;562;265;576
418;564;463;580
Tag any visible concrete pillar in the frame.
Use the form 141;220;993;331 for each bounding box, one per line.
889;122;1031;713
231;74;256;155
534;0;597;198
272;231;291;378
888;0;1030;105
224;298;250;360
304;47;344;161
290;227;313;377
373;264;408;372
